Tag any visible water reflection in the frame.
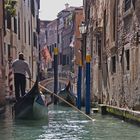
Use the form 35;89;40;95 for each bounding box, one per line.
0;104;140;140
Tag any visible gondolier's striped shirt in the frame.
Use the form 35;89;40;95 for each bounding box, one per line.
12;59;31;78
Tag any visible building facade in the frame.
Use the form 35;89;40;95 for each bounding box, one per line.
84;0;140;110
46;19;58;70
3;0;40;97
39;20;51;49
39;20;51;79
57;5;83;80
44;5;83;83
0;0;6;105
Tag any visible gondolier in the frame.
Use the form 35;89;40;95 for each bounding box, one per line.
12;53;31;101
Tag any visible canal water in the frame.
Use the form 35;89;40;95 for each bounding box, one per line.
0;104;140;140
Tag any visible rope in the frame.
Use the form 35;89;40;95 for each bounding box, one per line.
28;78;94;121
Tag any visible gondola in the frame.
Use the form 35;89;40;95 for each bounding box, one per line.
13;79;48;120
58;81;77;106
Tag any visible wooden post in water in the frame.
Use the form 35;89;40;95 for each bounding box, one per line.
54;47;58;104
85;55;91;114
77;60;82;110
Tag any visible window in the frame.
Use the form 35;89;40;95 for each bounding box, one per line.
70;36;72;44
28;22;30;45
62;55;66;65
87;7;90;20
60;53;62;64
31;0;35;16
111;56;116;73
4;43;6;54
14;17;17;33
7;12;11;29
24;21;26;43
18;12;20;39
8;44;11;58
97;36;101;69
103;10;106;48
125;49;130;70
45;30;48;40
36;16;40;33
125;0;131;11
57;34;60;44
67;56;69;65
33;32;37;47
113;0;116;41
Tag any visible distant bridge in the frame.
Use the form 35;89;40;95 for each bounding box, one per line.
40;77;77;94
40;77;69;86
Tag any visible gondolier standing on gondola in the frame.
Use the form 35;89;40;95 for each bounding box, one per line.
12;53;31;101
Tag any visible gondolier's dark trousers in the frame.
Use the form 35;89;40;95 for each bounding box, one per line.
14;73;26;100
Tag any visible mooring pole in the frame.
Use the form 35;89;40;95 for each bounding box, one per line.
85;54;91;114
77;60;82;110
54;47;58;104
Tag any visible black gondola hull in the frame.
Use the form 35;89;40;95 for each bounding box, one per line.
14;79;40;119
58;81;77;106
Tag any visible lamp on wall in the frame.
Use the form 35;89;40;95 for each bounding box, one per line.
79;21;87;65
79;22;87;34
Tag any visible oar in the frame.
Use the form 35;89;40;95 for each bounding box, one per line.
27;78;94;121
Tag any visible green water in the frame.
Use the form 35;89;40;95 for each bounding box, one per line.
0;105;140;140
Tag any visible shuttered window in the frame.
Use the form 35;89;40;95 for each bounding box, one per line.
14;17;17;33
33;32;37;47
24;21;26;43
7;12;11;29
28;22;30;45
125;50;130;70
18;12;20;39
111;56;116;73
62;55;66;65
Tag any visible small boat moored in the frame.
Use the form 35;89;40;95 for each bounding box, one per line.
58;81;77;106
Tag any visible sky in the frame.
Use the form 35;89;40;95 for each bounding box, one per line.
39;0;83;20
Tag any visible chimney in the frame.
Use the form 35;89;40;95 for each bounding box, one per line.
65;3;69;9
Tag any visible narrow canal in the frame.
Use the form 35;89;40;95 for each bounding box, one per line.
0;104;140;140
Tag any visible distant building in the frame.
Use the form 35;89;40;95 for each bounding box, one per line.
39;20;51;49
57;5;83;80
46;19;58;70
39;20;51;78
